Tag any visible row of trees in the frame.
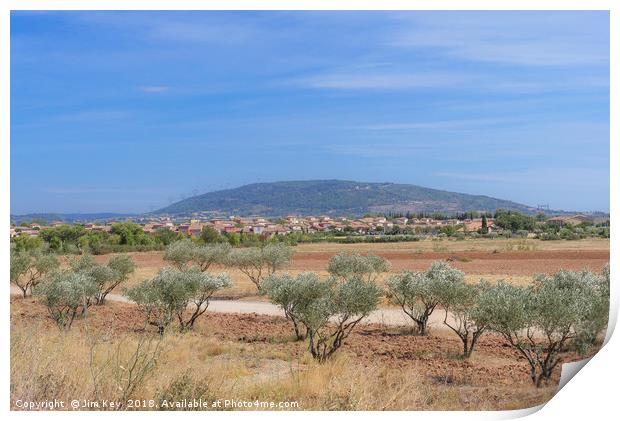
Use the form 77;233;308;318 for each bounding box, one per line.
10;251;136;329
10;240;294;333
11;241;609;388
262;255;609;387
12;221;299;255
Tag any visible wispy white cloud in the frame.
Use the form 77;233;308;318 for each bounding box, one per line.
75;12;257;45
433;167;609;188
389;12;609;67
296;72;470;90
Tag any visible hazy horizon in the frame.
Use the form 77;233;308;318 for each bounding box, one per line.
11;11;610;214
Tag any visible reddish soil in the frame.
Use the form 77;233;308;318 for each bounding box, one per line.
11;297;598;392
94;249;609;277
289;250;609;275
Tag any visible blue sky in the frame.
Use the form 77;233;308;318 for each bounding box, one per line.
10;11;610;214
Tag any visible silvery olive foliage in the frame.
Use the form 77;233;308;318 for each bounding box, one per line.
299;276;381;362
126;267;189;335
261;272;324;340
226;243;293;291
163;239;197;269
573;264;610;352
193;243;232;272
327;252;391;283
10;249;60;298
386;261;464;335
34;270;99;330
68;253;136;306
261;242;295;274
103;255;137;303
438;280;494;358
263;270;380;361
164;239;231;272
482;268;609;387
126;267;232;334
178;269;232;331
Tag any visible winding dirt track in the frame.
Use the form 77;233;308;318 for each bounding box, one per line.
9;286;454;330
105;293;455;329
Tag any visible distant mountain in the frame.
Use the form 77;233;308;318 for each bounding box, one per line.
10;212;135;225
154;180;541;217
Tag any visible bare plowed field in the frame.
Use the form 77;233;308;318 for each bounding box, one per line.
91;238;609;295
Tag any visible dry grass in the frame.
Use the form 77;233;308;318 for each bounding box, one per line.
294;237;609;253
10;299;560;411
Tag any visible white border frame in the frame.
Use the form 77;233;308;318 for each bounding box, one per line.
1;1;616;420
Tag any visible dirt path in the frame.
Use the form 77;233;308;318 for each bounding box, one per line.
10;286;453;331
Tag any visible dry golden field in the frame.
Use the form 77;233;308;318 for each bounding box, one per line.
93;237;610;297
10;237;609;411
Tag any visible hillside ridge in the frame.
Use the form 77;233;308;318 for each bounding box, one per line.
154;179;539;217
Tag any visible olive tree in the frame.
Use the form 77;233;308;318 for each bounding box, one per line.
98;255;136;304
262;272;323;340
386;261;464;335
34;270;99;330
126;267;232;334
68;254;136;306
483;271;602;387
573;266;610;352
226;243;293;291
439;280;493;358
296;276;381;362
327;252;391;283
164;240;231;272
177;269;232;331
163;239;197;269
126;267;191;335
10;249;60;298
262;243;294;274
193;243;231;272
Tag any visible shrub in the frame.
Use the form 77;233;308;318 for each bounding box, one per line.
387;261;465;335
34;271;99;330
126;268;193;335
193;243;231;272
483;270;606;387
126;267;232;334
226;243;293;291
164;239;197;269
296;276;381;362
178;270;232;331
67;254;136;306
438;280;493;358
262;272;323;340
261;242;294;274
559;228;579;240
327;252;391;283
100;255;136;303
10;249;60;298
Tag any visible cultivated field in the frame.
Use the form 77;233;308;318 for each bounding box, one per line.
10;237;609;411
92;238;610;297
